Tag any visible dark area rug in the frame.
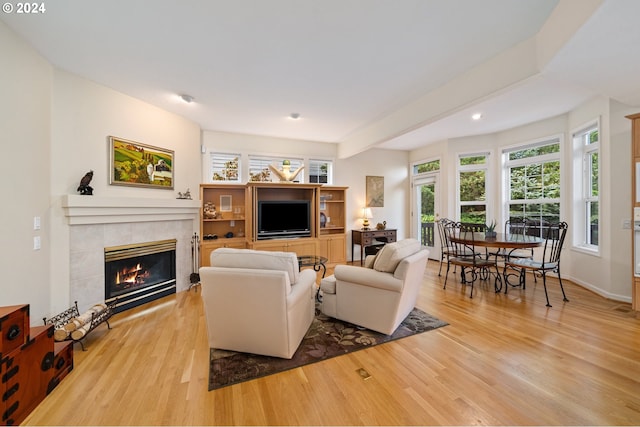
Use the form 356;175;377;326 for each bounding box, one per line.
209;307;448;390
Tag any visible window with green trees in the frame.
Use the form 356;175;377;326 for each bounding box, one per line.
458;153;488;224
413;159;440;174
504;139;561;234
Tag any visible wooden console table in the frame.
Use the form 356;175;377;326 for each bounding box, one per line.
351;229;397;265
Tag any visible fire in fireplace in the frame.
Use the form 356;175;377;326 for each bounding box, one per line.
104;239;177;313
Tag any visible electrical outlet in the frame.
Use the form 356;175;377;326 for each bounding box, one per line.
623;219;632;229
33;236;41;250
34;216;41;230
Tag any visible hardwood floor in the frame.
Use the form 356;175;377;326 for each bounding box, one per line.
24;261;640;426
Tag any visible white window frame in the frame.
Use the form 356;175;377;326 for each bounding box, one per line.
309;159;333;184
209;152;241;183
502;135;562;232
572;119;600;254
457;152;489;224
248;155;304;183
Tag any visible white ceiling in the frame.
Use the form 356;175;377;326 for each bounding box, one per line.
3;0;640;152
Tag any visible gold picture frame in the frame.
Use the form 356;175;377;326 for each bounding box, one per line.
109;136;174;189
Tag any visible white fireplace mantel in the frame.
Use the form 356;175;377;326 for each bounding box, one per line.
62;195;200;225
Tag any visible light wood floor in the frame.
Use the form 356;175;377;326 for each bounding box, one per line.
25;261;640;426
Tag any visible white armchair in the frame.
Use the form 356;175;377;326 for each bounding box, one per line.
199;248;316;359
320;239;429;335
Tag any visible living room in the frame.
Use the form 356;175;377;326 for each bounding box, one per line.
2;1;640;424
3;0;640;323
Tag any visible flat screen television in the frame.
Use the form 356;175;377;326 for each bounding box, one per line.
257;200;311;239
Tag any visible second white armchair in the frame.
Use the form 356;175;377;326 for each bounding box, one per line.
320;239;429;335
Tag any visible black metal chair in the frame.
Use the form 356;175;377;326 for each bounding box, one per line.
436;218;454;276
493;219;535;287
443;222;501;298
503;222;569;307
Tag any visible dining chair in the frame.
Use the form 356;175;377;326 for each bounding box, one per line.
460;222;489;258
443;222;501;298
503;222;569;307
493;218;535;287
505;218;534;258
436;218;454;276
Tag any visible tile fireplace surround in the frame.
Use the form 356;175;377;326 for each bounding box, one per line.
62;195;200;311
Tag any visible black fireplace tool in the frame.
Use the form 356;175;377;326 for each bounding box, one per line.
189;232;200;291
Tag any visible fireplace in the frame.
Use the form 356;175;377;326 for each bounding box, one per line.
104;239;177;313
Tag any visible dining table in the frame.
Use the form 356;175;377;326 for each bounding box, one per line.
448;231;544;292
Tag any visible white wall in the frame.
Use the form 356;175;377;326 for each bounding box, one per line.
1;21;202;322
0;21;53;322
49;70;202;314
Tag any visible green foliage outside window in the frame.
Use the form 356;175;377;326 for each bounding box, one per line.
414;160;440;174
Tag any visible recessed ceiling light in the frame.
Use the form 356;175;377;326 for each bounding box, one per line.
289;113;301;120
472;113;482;121
179;94;194;104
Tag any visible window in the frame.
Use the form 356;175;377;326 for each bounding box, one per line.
503;138;561;236
458;153;488;224
413;159;440;174
210;153;240;182
248;156;304;183
309;159;332;184
573;123;599;249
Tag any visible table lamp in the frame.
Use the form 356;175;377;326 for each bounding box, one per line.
361;207;373;230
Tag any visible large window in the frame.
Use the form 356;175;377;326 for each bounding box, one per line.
503;138;561;235
458;153;488;224
573;122;599;249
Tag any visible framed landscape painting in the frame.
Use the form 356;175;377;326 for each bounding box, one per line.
109;136;174;189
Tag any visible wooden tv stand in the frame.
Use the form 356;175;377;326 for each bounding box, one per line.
200;183;347;268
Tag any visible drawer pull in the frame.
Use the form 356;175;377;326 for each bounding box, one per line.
2;401;18;421
56;356;66;370
2;383;19;401
2;365;18;383
6;325;20;341
41;351;54;371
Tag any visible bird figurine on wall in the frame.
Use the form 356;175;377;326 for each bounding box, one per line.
77;170;94;195
269;160;304;182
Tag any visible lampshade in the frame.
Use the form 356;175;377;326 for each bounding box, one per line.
361;207;373;230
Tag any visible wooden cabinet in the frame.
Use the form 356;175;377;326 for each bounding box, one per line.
251;238;318;257
200;184;249;267
0;304;29;358
319;186;347;237
318;186;348;265
200;183;348;266
318;234;346;266
201;239;247;266
0;304;72;426
627;113;640;311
